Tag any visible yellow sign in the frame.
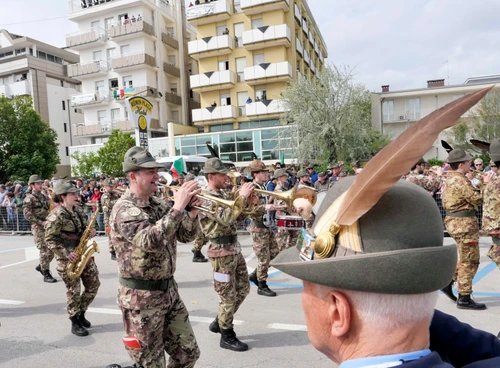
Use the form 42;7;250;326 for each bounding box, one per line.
138;115;147;130
126;96;154;150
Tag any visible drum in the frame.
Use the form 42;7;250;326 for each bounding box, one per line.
276;215;305;230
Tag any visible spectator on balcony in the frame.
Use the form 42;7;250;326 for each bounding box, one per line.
211;101;217;107
195;0;200;4
222;28;230;35
246;97;252;104
189;2;194;6
131;15;136;23
137;14;142;21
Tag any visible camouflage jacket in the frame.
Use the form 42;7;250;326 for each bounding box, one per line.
406;172;441;192
298;182;311;190
22;192;49;227
274;183;289;216
482;176;500;235
101;191;121;223
198;188;247;257
248;181;268;228
314;180;332;192
45;205;88;259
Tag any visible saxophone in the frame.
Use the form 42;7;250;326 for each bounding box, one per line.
67;209;100;280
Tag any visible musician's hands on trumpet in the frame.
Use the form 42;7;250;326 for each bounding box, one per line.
170;180;202;216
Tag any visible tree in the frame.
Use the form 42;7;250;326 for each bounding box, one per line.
71;151;98;178
280;65;390;165
96;129;135;177
0;96;59;182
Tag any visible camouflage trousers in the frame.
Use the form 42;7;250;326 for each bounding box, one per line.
450;232;480;295
209;253;250;330
192;232;208;252
58;257;100;318
251;228;279;281
487;237;500;268
275;227;300;252
120;283;200;368
33;226;54;271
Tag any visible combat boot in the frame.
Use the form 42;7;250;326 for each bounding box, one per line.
209;316;220;334
70;315;89;336
457;294;487;310
440;280;456;302
248;270;258;286
35;264;42;274
105;364;143;368
220;328;248;352
257;280;277;297
78;311;91;328
42;270;57;283
192;250;208;263
110;251;117;261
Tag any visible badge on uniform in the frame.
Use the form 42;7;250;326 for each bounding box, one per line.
297;229;315;262
127;207;141;217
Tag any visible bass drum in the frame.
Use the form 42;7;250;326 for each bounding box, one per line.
312;191;327;215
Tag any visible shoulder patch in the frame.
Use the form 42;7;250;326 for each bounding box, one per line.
47;213;57;222
127;207;141;217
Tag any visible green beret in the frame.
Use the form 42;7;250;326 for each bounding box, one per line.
446;149;473;163
55;179;79;195
28;175;43;185
204;158;229;174
122;146;165;173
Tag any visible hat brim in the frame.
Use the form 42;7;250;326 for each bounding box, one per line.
123;161;165;173
205;168;230;174
29;180;44;184
447;153;473;163
56;187;79;195
272;244;457;294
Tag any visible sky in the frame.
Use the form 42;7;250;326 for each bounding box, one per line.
2;0;500;92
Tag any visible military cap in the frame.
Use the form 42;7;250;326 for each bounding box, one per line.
122;146;165;173
297;169;309;177
339;170;348;177
204;158;229;174
103;178;114;187
446;149;473;163
490;139;500;162
272;177;457;294
185;173;196;181
274;168;288;178
54;179;79;195
28;175;44;185
331;164;340;169
178;173;186;179
317;171;327;177
306;165;314;169
338;161;345;166
248;160;268;173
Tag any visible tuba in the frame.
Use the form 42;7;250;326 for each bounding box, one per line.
67;209;100;280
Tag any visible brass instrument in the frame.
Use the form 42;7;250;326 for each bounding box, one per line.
227;171;241;187
67;209;100;280
242;186;318;214
100;187;127;193
46;188;56;212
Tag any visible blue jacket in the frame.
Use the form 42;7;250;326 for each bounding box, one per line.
310;171;318;185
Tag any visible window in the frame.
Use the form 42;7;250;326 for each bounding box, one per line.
253;53;265;65
118;13;129;24
216;25;226;36
168;55;177;66
47;54;55;63
95;80;105;93
37;51;46;60
60;80;64;87
109;78;118;89
171;111;180;123
220;93;231;106
123;76;133;88
66;147;69;157
120;44;130;55
55;57;62;64
93;50;102;61
236;57;246;82
407;98;420;120
62;101;66;111
382;100;394;122
15;48;26;55
237;91;248;116
64;123;67;133
111;108;120;122
106;48;116;61
91;20;100;29
218;60;229;71
234;23;244;48
251;18;263;29
209;123;234;132
234;0;242;13
104;17;114;29
256;88;266;101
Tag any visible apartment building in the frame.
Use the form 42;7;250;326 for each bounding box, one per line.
371;77;500;161
0;29;83;177
184;0;327;162
66;0;197;145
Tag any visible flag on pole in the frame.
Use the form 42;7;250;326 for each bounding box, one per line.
172;158;184;178
280;152;285;165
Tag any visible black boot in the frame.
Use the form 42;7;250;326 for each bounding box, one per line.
220;328;248;352
35;264;42;274
78;311;91;328
457;294;487;310
192;250;208;263
42;270;57;283
110;251;117;261
209;316;220;334
70;315;89;336
257;280;277;297
105;364;143;368
248;270;258;286
440;280;456;302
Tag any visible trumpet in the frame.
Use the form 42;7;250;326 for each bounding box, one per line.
241;186;318;215
227;171;241;187
100;186;127;193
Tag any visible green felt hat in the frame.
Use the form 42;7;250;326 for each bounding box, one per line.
28;175;43;185
272;177;457;294
446;149;473;163
122;146;164;173
55;179;79;195
204;158;229;174
490;139;500;162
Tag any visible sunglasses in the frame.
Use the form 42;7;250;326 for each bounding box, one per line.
475;164;483;166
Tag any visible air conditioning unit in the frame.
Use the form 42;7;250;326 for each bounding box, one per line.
399;115;407;120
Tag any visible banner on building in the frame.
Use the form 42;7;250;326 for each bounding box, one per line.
127;96;153;151
186;3;215;19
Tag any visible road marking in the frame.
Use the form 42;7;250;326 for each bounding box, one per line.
472;262;498;285
0;247;32;253
0;259;34;270
87;307;121;315
190;316;243;325
268;323;307;331
0;299;25;305
245;252;256;263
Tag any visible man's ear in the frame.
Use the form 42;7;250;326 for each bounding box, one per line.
328;291;351;338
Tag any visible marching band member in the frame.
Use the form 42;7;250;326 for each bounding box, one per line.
100;178;122;260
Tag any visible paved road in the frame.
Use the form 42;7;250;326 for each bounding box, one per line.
0;235;499;368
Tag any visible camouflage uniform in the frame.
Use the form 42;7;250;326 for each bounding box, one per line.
249;181;279;282
274;182;301;252
198;188;250;330
192;230;208;252
23;192;54;271
110;189;200;368
45;205;100;318
406;172;442;192
482;175;500;269
313;179;332;192
442;171;483;295
100;190;121;252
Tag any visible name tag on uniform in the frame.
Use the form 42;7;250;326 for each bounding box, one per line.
214;272;230;283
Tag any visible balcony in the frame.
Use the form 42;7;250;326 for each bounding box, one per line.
113;85;158;102
186;0;232;26
165;91;182;105
241;0;290;15
71;91;111;108
302;18;309;35
294;3;301;22
192;105;237;125
66;27;106;50
314;41;319;55
188;35;233;60
246;99;288;117
163;62;180;78
161;31;178;50
0;80;31;98
190;70;236;92
110;52;156;71
296;37;303;56
310;62;316;74
304;50;310;65
67;60;109;79
242;24;291;51
74;118;161;137
319;50;324;62
108;19;155;40
68;0;175;20
190;97;201;109
243;61;292;86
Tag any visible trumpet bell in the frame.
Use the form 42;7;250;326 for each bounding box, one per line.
295;187;317;207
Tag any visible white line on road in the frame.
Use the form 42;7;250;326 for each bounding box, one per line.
87;307;121;315
268;323;307;331
189;316;243;325
0;259;34;270
0;299;25;305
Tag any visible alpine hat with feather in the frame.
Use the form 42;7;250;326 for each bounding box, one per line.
272;87;493;294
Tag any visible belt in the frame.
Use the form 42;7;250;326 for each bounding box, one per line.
210;235;237;244
119;277;172;291
445;211;476;218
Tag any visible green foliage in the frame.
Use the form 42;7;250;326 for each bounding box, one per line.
71;151;98;178
427;158;444;167
280;64;390;165
96;129;135;177
0;96;59;182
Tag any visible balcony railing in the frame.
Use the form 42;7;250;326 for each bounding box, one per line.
308;30;314;46
243;61;292;85
110;52;156;70
294;3;301;22
296;37;303;56
108;19;155;39
188;34;233;59
67;60;109;78
165;91;182;105
302;18;309;35
192;105;237;123
242;24;291;50
190;70;236;91
71;91;111;107
246;99;288;117
0;80;31;98
310;62;316;74
241;0;290;15
66;27;106;49
164;62;180;78
314;41;319;55
186;0;232;25
112;85;158;101
69;0;174;18
304;50;310;65
319;50;324;62
161;31;178;49
74;118;161;136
